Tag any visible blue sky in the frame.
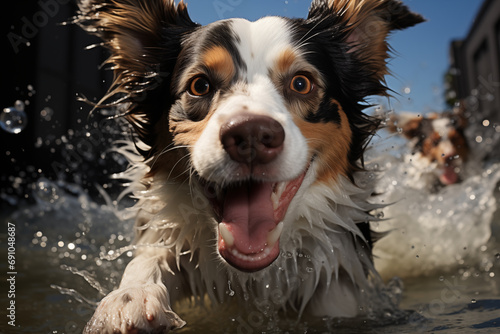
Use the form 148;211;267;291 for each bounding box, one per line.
184;0;484;114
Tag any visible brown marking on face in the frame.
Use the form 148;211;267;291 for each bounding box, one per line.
201;46;235;83
169;108;217;150
422;128;469;166
276;48;297;74
147;106;217;180
401;118;422;140
421;131;441;162
294;99;352;183
270;50;325;120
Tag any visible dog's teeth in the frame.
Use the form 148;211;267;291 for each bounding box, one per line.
271;182;286;210
271;192;279;210
267;221;284;248
219;224;234;247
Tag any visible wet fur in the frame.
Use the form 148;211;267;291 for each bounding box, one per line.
76;0;423;332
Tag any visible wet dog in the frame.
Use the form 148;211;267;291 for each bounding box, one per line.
388;107;469;188
76;0;423;332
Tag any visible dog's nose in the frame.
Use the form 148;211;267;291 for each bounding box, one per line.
220;114;285;166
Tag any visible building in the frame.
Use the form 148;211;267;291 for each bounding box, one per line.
448;0;500;123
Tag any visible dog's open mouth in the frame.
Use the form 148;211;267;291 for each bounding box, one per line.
440;165;459;185
210;168;308;272
439;157;463;185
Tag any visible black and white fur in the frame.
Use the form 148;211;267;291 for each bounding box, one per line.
76;0;423;332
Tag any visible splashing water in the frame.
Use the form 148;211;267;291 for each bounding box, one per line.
1;100;27;134
369;151;500;280
2;138;500;332
1;177;136;332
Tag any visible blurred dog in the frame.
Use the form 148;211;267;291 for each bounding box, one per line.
77;0;423;332
388;107;469;188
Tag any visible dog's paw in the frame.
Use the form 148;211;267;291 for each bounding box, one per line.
83;283;185;333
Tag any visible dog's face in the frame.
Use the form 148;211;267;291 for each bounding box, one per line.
78;0;423;271
169;17;358;271
389;110;469;185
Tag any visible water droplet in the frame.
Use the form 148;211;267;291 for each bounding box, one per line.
40;107;54;121
471;299;477;304
1;101;27;134
227;280;235;297
33;178;61;204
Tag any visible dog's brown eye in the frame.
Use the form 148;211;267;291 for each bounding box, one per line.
290;75;312;95
189;76;211;96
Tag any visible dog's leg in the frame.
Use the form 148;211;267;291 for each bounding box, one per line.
84;250;185;333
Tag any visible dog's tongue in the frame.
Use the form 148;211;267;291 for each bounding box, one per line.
440;165;458;185
222;182;275;253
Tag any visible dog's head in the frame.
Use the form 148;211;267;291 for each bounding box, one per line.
388;108;469;186
78;0;423;272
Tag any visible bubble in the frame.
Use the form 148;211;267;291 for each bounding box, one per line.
1;101;27;134
40;107;54;121
33;178;61;204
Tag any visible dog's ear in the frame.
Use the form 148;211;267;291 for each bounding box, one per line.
308;0;424;84
76;0;199;155
387;114;421;139
77;0;198;74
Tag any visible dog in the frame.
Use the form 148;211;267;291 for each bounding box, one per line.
76;0;423;332
387;107;469;189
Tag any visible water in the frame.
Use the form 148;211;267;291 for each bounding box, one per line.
1;146;500;333
0;101;27;134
